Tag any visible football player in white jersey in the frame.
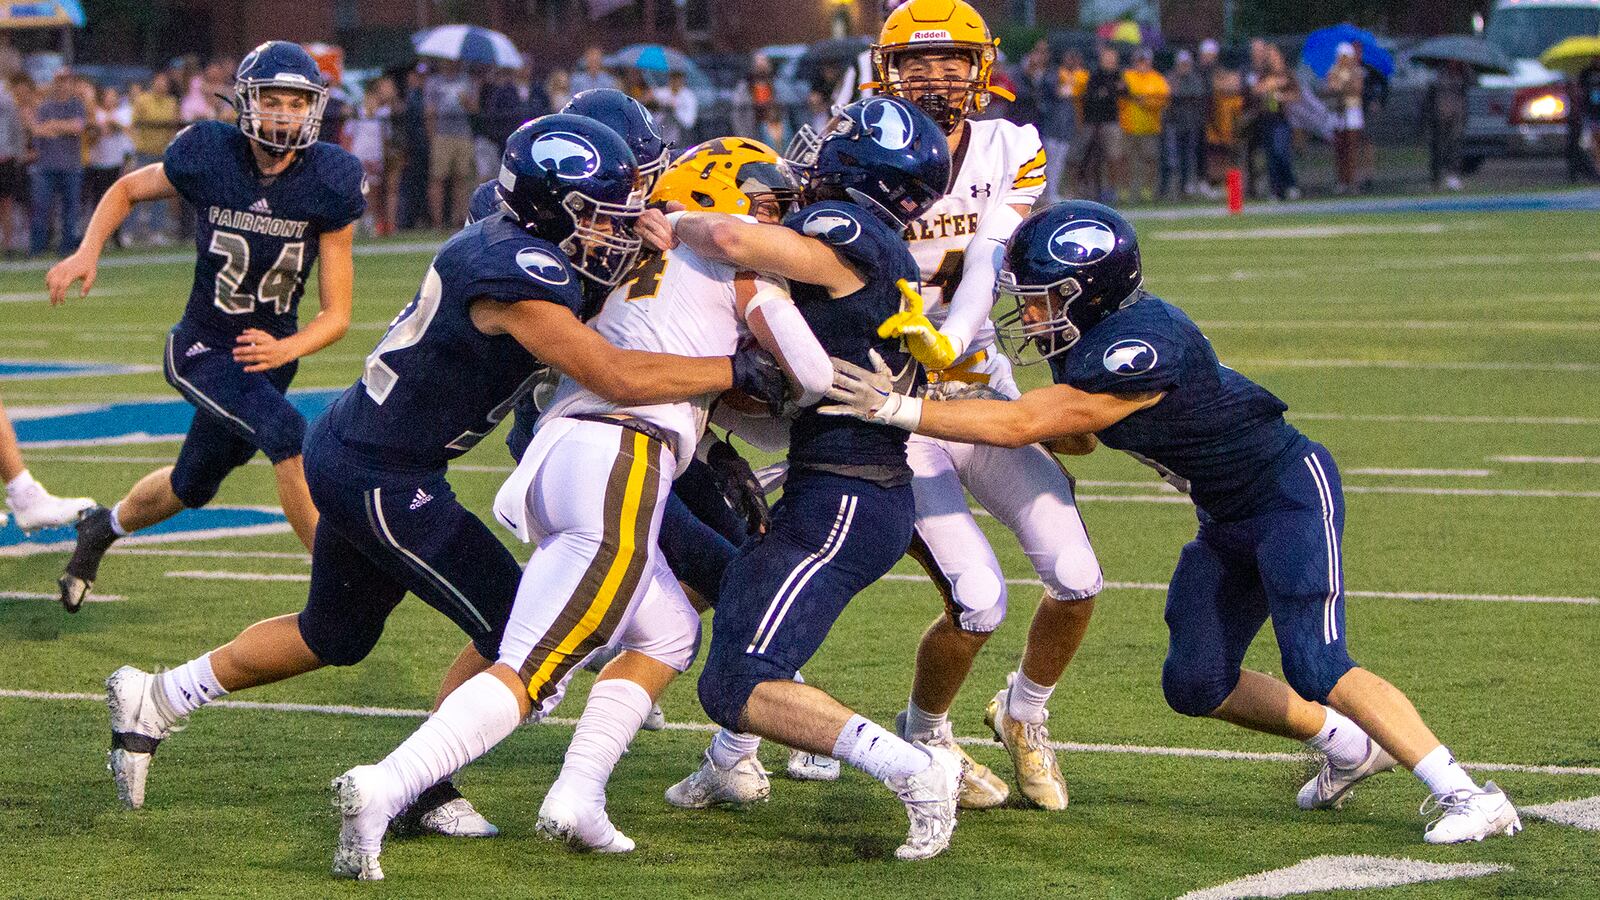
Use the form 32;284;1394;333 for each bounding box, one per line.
853;0;1105;811
330;139;832;874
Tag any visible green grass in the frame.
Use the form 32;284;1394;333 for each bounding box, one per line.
2;211;1598;898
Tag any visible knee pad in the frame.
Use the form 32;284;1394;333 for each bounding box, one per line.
1281;644;1355;705
296;609;381;667
169;463;225;509
698;648;788;731
619;593;702;674
258;407;308;464
1160;656;1238;718
946;565;1007;634
1044;550;1105;602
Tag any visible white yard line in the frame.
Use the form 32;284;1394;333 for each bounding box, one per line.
0;591;124;602
1296;412;1600;427
1235;357;1600;373
1177;856;1510;900
1198;319;1600;333
1148;222;1466;241
1346;468;1493;477
1;687;1595;778
1490;455;1600;465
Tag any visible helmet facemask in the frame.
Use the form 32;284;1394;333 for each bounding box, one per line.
237;81;327;156
636;145;672;197
874;45;993;133
559;189;645;288
994;268;1085;365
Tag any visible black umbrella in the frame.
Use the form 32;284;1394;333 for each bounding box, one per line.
796;37;870;82
1406;35;1513;75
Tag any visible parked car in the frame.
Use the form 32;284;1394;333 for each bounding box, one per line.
1463;0;1600;168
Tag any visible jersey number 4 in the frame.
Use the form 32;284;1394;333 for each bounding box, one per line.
210;231;304;315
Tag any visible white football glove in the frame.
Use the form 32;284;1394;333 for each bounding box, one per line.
819;350;923;431
921;379;1009;402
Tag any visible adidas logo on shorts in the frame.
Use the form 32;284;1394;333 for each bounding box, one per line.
249;198;272;214
409;488;434;510
184;341;210;358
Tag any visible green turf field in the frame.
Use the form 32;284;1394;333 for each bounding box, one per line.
1;211;1597;899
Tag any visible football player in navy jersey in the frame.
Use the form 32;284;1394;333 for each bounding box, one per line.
95;116;784;846
653;97;970;861
824;200;1523;846
46;42;363;612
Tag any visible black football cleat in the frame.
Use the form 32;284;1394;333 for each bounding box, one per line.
58;505;117;613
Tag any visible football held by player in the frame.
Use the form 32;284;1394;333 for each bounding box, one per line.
862;0;1103;811
824;200;1524;847
46;42;363;610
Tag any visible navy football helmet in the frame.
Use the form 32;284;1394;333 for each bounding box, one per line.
798;96;949;229
561;89;672;195
994;201;1144;363
234;41;329;155
499;114;644;287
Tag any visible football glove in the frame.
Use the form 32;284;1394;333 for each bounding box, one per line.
703;436;771;535
729;345;789;416
921;380;1010;402
878;279;959;371
820;350;923;431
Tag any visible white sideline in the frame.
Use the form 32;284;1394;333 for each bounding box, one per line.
158;569;1600;606
1;688;1596;778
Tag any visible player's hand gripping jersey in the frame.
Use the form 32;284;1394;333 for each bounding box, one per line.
323;214;585;470
165;120;365;343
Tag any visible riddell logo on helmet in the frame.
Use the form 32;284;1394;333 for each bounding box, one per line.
911;30;952;41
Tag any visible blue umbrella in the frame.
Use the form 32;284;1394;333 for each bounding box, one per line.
413;25;523;68
605;44;696;75
1302;24;1394;78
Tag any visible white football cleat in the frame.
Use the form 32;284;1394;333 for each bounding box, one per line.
1298;737;1398;810
419;797;499;837
785;749;841;781
985;678;1068;811
664;750;771;809
536;791;635;853
886;743;962;861
1422;781;1522;844
331;766;394;881
641;703;666;732
7;486;94;533
105;666;184;809
896;710;1008;809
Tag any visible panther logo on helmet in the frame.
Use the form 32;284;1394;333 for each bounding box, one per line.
1048;221;1117;266
863;98;913;151
516;247;572;286
530;132;601;180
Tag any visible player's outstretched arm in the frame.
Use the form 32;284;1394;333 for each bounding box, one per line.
736;274;831;406
823;352;1160;448
233;224;356;373
477;298;736;405
46;164;179;305
674;213;866;298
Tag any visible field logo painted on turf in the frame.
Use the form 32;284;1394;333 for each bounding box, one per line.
1;506;292;557
10;389;342;448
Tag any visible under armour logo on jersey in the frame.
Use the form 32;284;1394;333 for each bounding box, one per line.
1049;220;1117;266
862;98;913;151
801;210;861;245
516;247;572;286
1103;339;1159;376
409;488;434;510
184;341;210;358
249;198;272;215
530;132;600;180
971;183;992;198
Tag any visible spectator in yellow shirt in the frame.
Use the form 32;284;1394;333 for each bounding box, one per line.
130;72;182;244
1120;48;1169;203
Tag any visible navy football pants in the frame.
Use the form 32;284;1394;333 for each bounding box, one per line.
1161;442;1357;715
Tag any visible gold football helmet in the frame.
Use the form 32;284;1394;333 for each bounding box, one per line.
871;0;1014;133
651;137;799;222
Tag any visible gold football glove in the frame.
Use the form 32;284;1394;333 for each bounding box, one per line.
879;279;959;370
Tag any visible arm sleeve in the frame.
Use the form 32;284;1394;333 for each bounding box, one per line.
744;276;831;407
710;403;791;452
940;203;1025;358
1004;124;1047;206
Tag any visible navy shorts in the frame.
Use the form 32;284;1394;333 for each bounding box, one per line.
698;470;914;728
1161;442;1356;714
163;323;306;508
296;416;518;666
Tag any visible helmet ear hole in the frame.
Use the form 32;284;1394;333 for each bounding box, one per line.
691;191;717;209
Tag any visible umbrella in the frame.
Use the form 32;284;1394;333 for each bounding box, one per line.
413;25;523;68
1407;35;1512;75
606;44;696;75
1541;35;1600;76
1302;24;1394;78
796;37;869;82
0;0;84;29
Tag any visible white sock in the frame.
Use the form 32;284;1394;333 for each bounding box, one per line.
5;469;39;502
1007;670;1055;725
376;671;522;818
833;714;930;782
157;653;227;718
708;727;763;770
1412;744;1477;797
1304;707;1371;768
901;699;948;742
109;502;132;537
549;678;653;805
